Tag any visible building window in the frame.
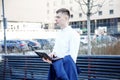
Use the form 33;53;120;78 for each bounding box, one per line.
70;14;73;18
47;10;49;14
109;0;113;6
70;7;73;11
17;25;19;29
109;9;114;14
79;13;82;17
53;1;56;6
46;2;49;7
118;18;120;22
53;9;56;13
98;11;102;16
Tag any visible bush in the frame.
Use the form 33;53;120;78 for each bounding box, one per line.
78;39;120;55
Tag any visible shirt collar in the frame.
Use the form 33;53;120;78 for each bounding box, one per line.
61;26;71;32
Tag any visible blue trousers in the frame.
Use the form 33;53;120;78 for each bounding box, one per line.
48;55;78;80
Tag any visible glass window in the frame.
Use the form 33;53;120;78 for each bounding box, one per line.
98;11;102;15
53;1;56;6
46;2;49;7
47;10;49;14
79;13;82;17
70;14;73;18
118;18;120;22
109;9;114;14
70;7;73;11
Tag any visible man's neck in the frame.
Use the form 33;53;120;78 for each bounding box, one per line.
61;24;69;29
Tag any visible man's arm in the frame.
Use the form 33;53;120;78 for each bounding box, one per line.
69;32;80;63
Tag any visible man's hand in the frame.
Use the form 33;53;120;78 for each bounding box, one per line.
49;53;57;58
42;53;57;64
42;58;52;64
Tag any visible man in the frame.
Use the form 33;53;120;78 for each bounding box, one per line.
43;8;80;80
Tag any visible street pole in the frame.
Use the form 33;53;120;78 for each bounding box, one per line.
2;0;7;54
87;0;91;55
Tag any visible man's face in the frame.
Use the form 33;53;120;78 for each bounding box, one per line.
55;12;68;28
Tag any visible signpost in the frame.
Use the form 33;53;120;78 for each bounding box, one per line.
2;0;7;54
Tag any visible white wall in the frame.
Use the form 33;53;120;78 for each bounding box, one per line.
0;0;120;23
0;0;48;22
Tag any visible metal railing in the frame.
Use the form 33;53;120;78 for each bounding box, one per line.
1;55;120;80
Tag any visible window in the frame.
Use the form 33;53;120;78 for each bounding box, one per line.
17;25;19;29
53;1;56;6
46;2;49;7
70;7;73;11
109;0;113;6
118;18;120;22
79;13;82;17
70;14;73;18
47;10;49;14
71;22;80;28
98;11;102;16
109;9;114;14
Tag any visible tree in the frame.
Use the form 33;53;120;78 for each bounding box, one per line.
75;0;106;55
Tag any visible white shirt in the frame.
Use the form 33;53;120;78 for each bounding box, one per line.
52;26;80;63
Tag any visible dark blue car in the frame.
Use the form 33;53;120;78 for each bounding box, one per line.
33;39;51;50
0;40;29;52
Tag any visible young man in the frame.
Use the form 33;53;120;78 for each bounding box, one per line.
43;8;80;80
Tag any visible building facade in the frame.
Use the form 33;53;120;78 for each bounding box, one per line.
0;0;120;34
46;0;120;34
0;0;49;30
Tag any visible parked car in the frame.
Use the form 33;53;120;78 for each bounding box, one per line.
24;40;41;50
0;40;16;52
80;36;88;45
95;35;117;44
15;40;29;52
80;35;93;45
48;38;55;48
34;39;51;50
0;40;29;52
